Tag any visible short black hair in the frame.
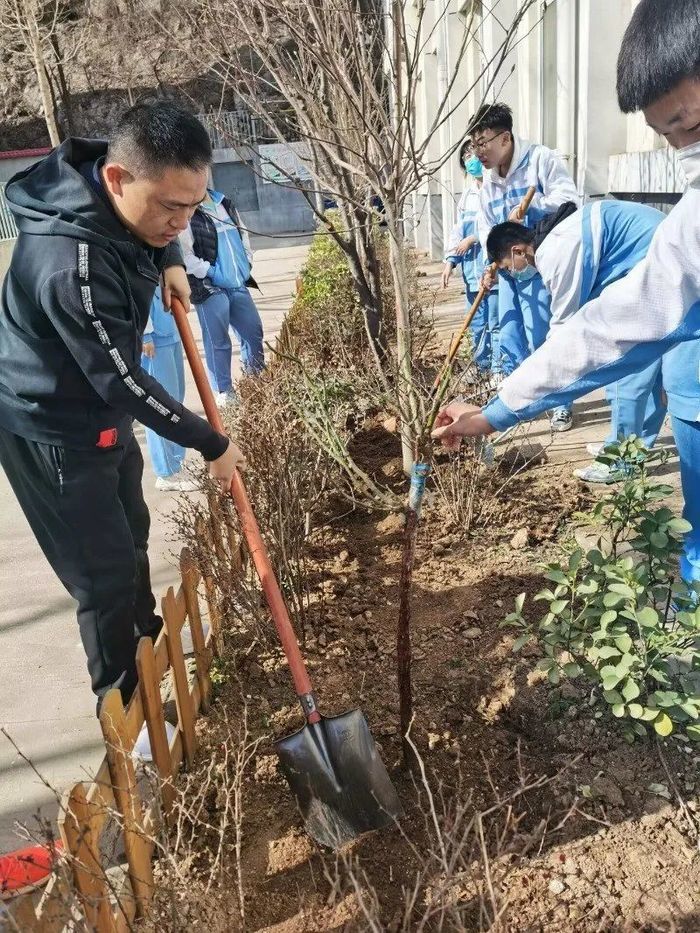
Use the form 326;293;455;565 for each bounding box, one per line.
468;102;513;137
486;222;534;263
107;101;212;177
617;0;700;113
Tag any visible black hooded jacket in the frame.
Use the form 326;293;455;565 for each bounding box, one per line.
0;138;227;460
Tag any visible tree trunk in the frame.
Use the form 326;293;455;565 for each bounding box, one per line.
386;220;417;475
25;0;61;146
49;35;74;136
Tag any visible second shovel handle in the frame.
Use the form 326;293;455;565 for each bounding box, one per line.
169;297;316;706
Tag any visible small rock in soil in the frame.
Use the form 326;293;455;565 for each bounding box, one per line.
592;776;625;807
510;528;529;549
463;627;482;640
548;878;566;895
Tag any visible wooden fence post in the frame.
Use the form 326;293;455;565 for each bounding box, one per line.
99;690;153;918
58;783;114;932
162;588;197;766
135;637;176;814
180;549;211;713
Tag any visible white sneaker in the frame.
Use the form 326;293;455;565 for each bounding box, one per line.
133;721;177;763
550;408;573;432
215;390;238;409
155;473;199;493
573;462;624;484
586;442;606;458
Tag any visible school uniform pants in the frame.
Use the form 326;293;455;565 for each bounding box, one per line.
0;426;161;711
604;358;666;449
466;287;501;373
142;341;186;478
671;416;700;584
196;286;264;393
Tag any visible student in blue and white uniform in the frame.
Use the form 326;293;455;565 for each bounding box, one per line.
141;288;198;493
181;189;264;407
432;0;700;584
471;102;580;431
485;199;669;482
441;140;501;374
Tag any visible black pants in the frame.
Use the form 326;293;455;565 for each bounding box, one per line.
0;427;162;711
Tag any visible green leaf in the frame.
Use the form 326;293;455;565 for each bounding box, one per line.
628;703;644;719
545;570;569;585
550;599;568;615
577;579;599;596
612;703;626;718
598;646;621;659
648;782;672;798
537;658;554;672
603;689;624;704
609;583;636;598
686;724;700;742
641;707;660;722
653;712;674;737
679;701;699;719
515;593;526;613
563;662;581;678
667;518;692;534
615;634;633;653
650;531;669;549
600;610;618;626
512;633;531;653
621;679;641;702
534;588;557;602
632;721;647;736
547;668;561;685
637;607;660;628
569;550;583;573
653;691;681;708
603;592;625;608
587;549;605;566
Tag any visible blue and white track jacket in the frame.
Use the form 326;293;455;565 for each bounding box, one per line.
444;185;484;291
477;137;580;251
484;189;700;429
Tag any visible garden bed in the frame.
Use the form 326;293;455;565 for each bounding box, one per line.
166;425;700;932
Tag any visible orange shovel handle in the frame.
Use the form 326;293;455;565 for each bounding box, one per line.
169;296;317;714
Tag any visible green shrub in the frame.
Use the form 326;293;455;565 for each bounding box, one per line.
503;438;700;744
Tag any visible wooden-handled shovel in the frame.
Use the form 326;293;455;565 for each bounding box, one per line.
170;296;402;849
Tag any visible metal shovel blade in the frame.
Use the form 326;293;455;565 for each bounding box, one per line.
274;709;403;849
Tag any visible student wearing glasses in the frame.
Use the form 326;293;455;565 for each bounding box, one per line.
471;102;580;431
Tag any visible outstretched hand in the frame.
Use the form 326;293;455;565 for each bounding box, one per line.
431;400;495;449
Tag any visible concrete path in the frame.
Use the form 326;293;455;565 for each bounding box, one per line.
0;234;311;852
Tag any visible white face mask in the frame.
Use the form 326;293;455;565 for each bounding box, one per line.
677;138;700;188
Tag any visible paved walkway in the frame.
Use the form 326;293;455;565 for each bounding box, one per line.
0;234;311;852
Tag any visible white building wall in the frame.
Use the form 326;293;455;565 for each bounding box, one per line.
406;0;681;258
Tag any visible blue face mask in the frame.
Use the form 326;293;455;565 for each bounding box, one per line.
464;154;483;177
510;252;537;283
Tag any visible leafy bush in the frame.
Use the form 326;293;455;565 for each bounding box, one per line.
504;438;700;744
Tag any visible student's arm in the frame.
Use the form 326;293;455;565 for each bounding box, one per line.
40;255;229;460
476;187;496;259
179;224;211;280
535;229;583;330
531;148;581;213
482;191;700;431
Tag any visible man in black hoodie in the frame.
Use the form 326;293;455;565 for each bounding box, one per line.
0;102;244;712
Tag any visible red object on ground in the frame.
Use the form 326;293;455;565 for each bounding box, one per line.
0;841;61;899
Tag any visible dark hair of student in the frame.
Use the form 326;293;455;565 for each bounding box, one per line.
617;0;700;113
467;102;514;138
486;222;534;263
487;202;579;262
107;100;212;177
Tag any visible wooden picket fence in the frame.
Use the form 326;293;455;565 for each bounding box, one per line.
4;502;237;932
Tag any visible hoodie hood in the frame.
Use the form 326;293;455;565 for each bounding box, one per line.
4;138;135;249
